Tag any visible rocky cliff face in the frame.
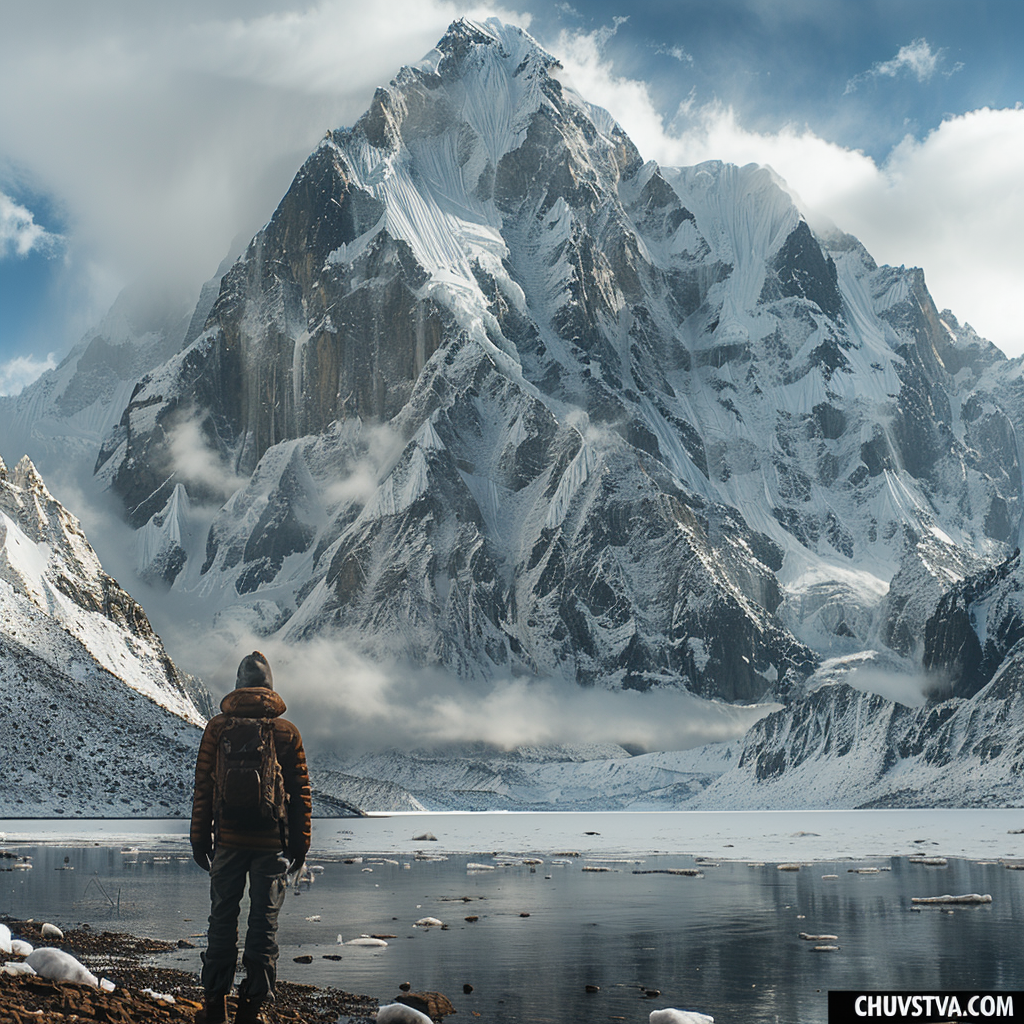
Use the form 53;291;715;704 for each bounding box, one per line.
923;549;1024;699
89;19;1022;740
686;666;1024;808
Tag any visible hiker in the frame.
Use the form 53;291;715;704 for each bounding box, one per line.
190;651;312;1024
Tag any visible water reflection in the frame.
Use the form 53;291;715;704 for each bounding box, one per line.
2;845;1021;1023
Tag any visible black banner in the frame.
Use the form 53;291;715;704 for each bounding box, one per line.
829;992;1023;1023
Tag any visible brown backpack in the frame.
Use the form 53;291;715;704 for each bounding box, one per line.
214;717;287;832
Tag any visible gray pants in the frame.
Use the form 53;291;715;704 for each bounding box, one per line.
201;847;289;1002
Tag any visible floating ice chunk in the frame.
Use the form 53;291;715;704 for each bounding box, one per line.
414;917;443;927
799;933;838;941
911;893;992;904
378;1004;433;1023
11;940;33;956
100;978;116;992
0;923;10;954
41;923;64;939
341;935;389;947
649;1009;715;1023
306;915;322;922
25;948;98;987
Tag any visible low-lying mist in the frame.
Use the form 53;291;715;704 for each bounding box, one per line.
190;632;776;758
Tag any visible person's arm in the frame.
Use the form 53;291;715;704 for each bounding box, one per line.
190;721;219;870
278;722;312;870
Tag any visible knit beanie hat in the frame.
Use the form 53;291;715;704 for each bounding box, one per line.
235;651;274;689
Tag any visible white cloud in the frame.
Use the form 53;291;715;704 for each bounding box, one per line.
187;633;770;754
0;352;57;397
657;44;693;65
556;25;1024;356
0;192;62;259
845;38;950;94
0;1;526;354
166;415;249;500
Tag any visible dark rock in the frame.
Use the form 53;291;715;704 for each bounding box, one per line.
396;990;457;1020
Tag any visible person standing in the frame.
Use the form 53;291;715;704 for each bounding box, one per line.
190;651;312;1024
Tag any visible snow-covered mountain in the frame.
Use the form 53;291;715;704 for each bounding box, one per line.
0;283;190;483
0;454;210;815
687;667;1024;809
10;17;1023;810
96;17;1021;695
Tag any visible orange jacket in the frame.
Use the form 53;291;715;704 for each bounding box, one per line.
190;687;312;856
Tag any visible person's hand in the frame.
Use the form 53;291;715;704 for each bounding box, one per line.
193;848;212;872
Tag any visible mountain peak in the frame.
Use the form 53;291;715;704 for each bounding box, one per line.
11;455;46;495
429;17;558;75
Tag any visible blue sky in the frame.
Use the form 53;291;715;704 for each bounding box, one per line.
1;0;1022;395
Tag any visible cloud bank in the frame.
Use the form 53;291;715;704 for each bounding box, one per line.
194;633;771;756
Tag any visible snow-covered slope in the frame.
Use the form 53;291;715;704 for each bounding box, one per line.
923;548;1024;698
0;454;210;815
327;742;738;811
687;666;1024;809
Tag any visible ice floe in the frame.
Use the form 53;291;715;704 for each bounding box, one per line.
911;893;992;904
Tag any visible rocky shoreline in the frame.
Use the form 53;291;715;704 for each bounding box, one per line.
0;919;378;1022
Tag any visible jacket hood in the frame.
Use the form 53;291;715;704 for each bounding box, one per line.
220;687;286;719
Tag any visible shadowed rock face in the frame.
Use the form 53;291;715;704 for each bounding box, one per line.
94;18;1022;709
760;220;844;321
923;550;1024;699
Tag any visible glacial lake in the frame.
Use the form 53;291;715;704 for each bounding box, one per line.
3;811;1024;1024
